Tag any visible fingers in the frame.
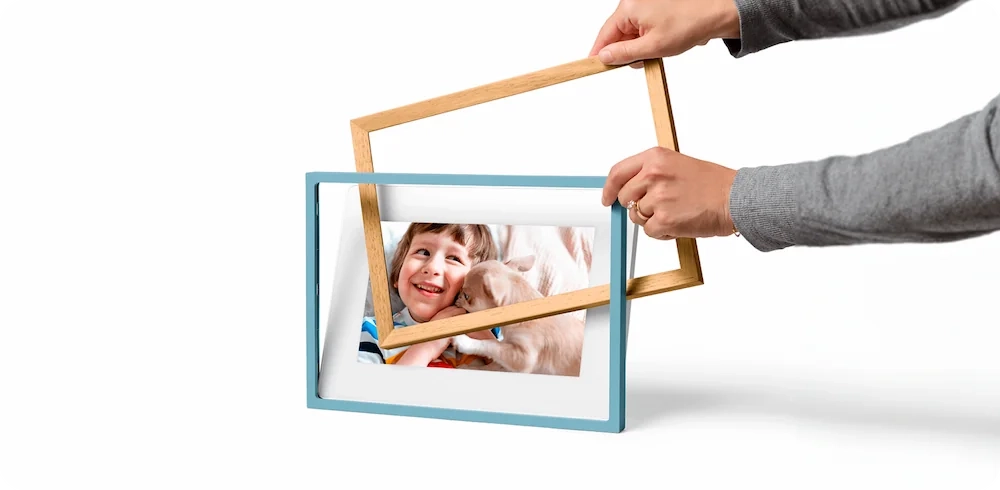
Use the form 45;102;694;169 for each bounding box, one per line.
602;152;645;206
589;9;625;57
628;195;654;226
598;35;658;65
617;168;649;208
628;205;648;226
641;213;670;238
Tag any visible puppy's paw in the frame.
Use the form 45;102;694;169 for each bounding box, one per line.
450;334;476;354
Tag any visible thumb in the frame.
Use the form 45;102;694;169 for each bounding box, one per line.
598;35;659;65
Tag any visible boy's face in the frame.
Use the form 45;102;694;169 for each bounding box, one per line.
395;231;472;323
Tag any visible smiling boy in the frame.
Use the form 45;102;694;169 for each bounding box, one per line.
357;223;500;368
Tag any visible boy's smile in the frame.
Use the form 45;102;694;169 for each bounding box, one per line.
413;282;445;295
394;231;472;323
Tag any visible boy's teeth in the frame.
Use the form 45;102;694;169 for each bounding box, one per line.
416;284;443;293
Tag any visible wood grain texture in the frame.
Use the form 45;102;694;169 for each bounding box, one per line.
379;269;701;350
347;56;704;350
643;58;704;282
643;58;680;152
351;122;394;342
351;56;623;132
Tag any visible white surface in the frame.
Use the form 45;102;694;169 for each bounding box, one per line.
2;0;999;488
316;183;624;420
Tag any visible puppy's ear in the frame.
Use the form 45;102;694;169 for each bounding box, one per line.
503;254;535;272
481;272;505;305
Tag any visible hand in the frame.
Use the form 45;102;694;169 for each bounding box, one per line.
430;305;467;321
602;146;738;240
589;0;741;66
394;337;451;366
433;305;496;340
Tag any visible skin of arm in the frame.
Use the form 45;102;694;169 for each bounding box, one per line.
392;306;497;366
393;337;451;366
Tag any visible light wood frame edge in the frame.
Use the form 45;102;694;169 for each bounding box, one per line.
382;269;702;349
349;56;703;349
643;58;703;284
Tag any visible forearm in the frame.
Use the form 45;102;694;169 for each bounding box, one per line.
729;93;1000;252
724;0;969;57
394;339;449;366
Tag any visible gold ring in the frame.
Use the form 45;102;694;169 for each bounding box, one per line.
634;200;651;220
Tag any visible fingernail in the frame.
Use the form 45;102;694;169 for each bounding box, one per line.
598;49;613;64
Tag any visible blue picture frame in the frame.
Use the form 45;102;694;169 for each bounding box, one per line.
305;171;627;433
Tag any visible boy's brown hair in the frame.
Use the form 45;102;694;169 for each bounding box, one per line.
388;223;498;290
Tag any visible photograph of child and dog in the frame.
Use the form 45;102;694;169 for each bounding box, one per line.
356;221;594;377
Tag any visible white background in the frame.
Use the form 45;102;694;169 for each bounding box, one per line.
2;0;998;488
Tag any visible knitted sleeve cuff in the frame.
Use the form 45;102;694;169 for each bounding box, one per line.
722;0;791;58
728;165;799;252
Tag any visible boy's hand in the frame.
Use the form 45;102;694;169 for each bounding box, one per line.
434;305;495;340
431;306;467;321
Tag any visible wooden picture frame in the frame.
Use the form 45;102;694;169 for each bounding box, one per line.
349;56;703;350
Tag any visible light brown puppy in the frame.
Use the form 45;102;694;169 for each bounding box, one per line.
451;255;585;377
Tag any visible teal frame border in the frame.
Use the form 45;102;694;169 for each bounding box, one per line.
305;172;627;433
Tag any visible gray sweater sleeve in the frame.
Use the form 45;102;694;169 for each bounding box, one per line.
723;0;969;57
730;93;1000;252
722;0;1000;252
